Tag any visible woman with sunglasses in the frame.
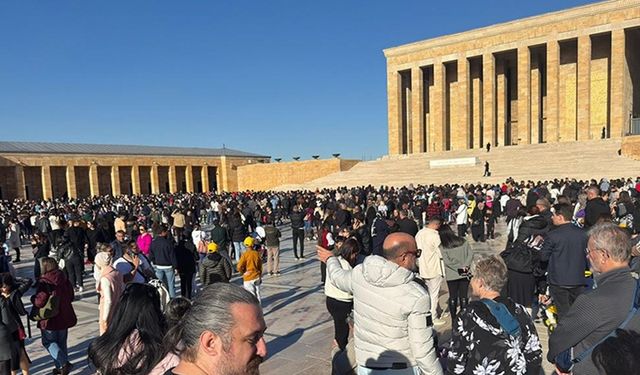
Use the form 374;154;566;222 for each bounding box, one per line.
136;225;152;257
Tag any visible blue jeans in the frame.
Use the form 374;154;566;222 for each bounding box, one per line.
41;329;68;369
233;241;246;262
155;267;176;298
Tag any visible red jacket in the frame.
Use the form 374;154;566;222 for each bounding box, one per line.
32;269;77;331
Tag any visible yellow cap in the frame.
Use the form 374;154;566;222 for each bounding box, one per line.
207;242;218;253
243;236;255;248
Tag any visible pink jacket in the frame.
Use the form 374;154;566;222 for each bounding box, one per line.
137;233;152;256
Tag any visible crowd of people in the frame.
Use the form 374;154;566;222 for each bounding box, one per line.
0;176;639;374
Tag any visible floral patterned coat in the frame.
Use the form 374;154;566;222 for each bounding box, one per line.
446;296;542;375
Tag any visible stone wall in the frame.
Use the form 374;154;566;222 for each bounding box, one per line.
622;135;640;160
236;159;360;191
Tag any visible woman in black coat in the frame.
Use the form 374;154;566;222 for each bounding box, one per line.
504;206;549;312
175;240;198;299
0;274;32;375
470;201;486;242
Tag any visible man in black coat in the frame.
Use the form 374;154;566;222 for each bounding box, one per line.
396;209;418;237
149;225;178;298
539;203;588;319
290;206;305;260
584;185;611;228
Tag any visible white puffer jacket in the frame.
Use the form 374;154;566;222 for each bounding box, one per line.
326;255;443;375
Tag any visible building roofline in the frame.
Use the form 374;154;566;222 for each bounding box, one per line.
0;141;271;159
383;0;628;58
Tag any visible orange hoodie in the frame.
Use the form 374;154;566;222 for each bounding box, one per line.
237;248;262;282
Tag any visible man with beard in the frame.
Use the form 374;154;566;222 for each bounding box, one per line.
166;283;267;375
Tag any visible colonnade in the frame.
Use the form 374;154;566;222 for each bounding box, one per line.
7;163;218;201
389;26;640;155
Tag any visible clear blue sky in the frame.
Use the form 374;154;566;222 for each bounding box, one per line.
0;0;596;160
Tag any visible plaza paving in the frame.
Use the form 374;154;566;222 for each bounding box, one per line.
13;222;555;375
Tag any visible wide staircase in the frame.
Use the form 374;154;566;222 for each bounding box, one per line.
274;139;640;190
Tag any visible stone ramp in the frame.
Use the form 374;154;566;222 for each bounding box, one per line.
274;139;640;190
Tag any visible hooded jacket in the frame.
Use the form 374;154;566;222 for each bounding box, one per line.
199;253;232;284
326;255;442;375
32;269;77;331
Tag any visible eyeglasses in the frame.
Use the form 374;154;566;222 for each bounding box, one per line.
399;249;422;258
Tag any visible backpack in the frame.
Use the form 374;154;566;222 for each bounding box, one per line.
29;282;60;321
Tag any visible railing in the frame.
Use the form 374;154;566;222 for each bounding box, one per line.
632;118;640;135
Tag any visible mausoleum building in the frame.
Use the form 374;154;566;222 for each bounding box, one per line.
384;0;640;155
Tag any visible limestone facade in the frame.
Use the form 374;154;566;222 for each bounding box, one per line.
0;146;269;201
236;158;360;191
385;0;640;155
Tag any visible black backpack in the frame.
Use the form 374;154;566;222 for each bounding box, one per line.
500;236;543;275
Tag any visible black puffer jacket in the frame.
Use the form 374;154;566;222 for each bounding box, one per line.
199;253;232;284
516;215;549;243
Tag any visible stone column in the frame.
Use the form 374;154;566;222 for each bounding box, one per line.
220;156;231;192
66;166;77;199
411;66;424;153
89;164;99;197
150;165;160;194
111;166;121;196
483;53;496;147
456;57;470;150
13;166;26;199
496;58;506;147
577;35;592;140
168;165;177;193
546;40;560;143
431;60;445;152
387;68;402;155
201;165;210;192
185;165;194;193
610;28;627;138
471;62;482;149
531;52;541;144
518;46;531;144
131;165;141;195
41;165;53;200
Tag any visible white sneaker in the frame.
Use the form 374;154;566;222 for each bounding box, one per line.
78;286;84;293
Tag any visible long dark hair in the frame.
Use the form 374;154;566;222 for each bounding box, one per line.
438;224;465;249
88;283;167;375
340;238;361;266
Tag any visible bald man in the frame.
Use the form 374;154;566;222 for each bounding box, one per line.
318;232;443;375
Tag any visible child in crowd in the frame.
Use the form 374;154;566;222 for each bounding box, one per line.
237;236;263;304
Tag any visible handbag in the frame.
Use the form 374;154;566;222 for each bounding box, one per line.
29;283;60;322
197;239;209;254
500;242;534;274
